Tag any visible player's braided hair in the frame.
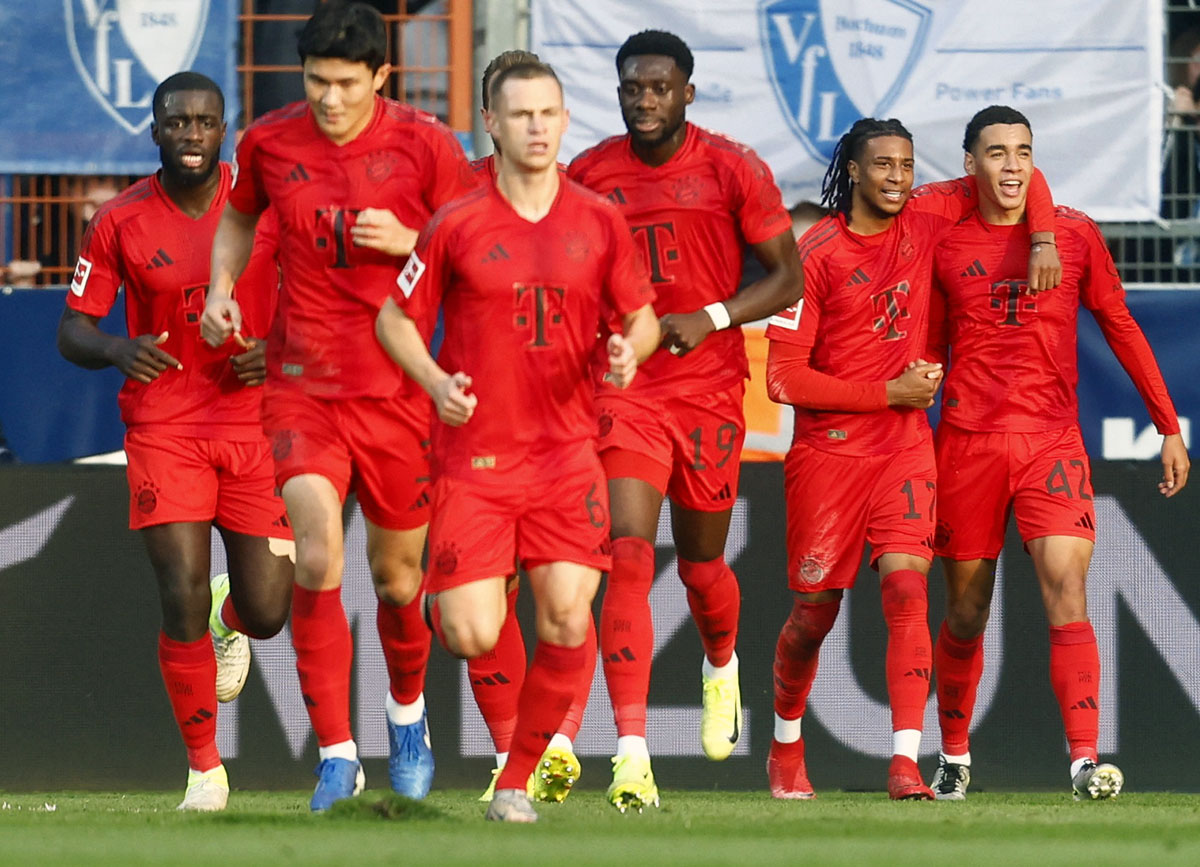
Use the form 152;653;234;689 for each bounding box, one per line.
616;29;694;79
820;117;913;215
962;105;1031;152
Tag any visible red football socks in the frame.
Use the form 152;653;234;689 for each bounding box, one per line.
495;641;586;791
158;632;220;772
773;596;840;719
467;584;526;753
600;536;656;737
557;615;597;741
678;556;740;668
1049;620;1101;762
219;595;251;636
881;570;932;732
291;585;353;746
933;620;984;755
377;594;432;706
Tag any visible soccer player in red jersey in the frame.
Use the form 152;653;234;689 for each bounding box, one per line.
56;72;293;812
200;2;475;811
464;49;593;805
376;61;659;822
926;105;1191;802
764;116;1062;800
567;30;803;810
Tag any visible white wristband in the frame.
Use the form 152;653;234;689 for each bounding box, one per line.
703;302;732;331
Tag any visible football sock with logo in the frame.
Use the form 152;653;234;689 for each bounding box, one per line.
601;536;656;737
557;615;597;741
773;596;841;721
291;585;353;746
467;583;526;753
158;632;221;772
881;570;932;733
496;641;586;791
377;595;432;706
1049;621;1100;762
678;556;740;668
933;620;984;756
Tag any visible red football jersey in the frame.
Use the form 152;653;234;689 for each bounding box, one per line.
930;208;1180;434
230;97;474;399
393;179;654;476
568;123;791;394
68;165;279;439
765;179;1001;456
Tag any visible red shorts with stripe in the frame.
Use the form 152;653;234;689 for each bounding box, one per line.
425;447;611;593
595;383;745;512
934;422;1096;560
124;429;291;536
784;439;936;592
261;385;431;531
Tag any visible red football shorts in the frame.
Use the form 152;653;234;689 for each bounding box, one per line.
934;422;1096;560
261;385;431;531
425;447;611;592
596;383;746;512
783;439;936;592
124;428;290;536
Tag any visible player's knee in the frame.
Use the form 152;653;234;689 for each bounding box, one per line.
945;604;989;639
371;563;422;606
293;539;338;586
880;569;928;615
439;614;500;659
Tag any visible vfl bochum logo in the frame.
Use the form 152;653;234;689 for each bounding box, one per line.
759;0;931;161
65;0;211;135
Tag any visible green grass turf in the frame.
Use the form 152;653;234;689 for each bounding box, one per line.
1;789;1198;866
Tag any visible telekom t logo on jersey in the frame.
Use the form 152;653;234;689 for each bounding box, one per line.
990;279;1036;326
630;222;679;284
870;281;910;341
513;284;566;348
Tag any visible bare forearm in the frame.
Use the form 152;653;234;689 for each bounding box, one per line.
375;299;447;395
56;310;117;370
209;205;259;299
623;304;661;363
724;231;803;326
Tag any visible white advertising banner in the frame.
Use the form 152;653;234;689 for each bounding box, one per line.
532;0;1164;222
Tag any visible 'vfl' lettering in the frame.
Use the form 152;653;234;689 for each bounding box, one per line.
870;280;910;341
514;284;566;347
630;222;679;284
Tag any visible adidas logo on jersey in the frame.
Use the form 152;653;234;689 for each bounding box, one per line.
960;259;987;277
844;268;870;287
285;163;310;182
145;248;174;269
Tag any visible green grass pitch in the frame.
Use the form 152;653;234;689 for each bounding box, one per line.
2;789;1199;866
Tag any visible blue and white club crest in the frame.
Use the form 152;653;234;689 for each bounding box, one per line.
65;0;211;135
759;0;931;161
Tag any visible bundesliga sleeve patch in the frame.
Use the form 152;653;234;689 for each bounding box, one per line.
397;250;426;298
70;256;93;297
767;300;803;330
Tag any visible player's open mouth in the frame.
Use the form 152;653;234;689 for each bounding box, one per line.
881;190;904;201
181;154;204;169
1000;180;1023;196
632;117;661;133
